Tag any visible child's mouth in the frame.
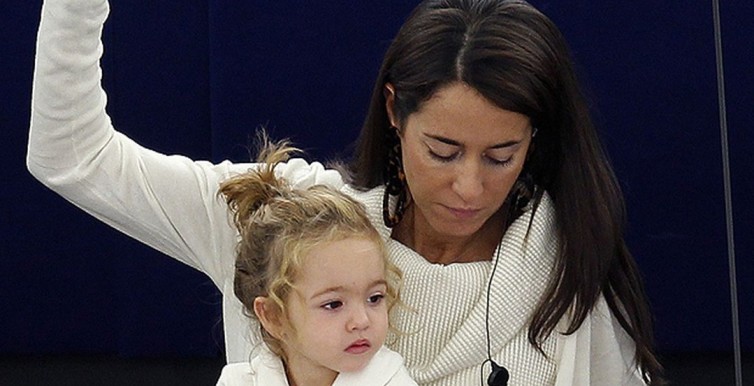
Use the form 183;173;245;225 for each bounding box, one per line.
345;339;371;354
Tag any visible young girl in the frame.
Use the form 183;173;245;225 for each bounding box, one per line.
215;135;416;386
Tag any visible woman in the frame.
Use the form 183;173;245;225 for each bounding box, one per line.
28;0;662;384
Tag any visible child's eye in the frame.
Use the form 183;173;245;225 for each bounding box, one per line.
322;301;343;310
367;294;385;305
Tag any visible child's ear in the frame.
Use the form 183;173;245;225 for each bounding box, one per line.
254;296;284;339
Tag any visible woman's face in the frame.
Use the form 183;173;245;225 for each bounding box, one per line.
390;82;533;242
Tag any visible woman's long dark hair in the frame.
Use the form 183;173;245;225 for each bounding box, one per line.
348;0;662;383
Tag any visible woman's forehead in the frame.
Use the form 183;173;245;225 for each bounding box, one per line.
407;85;531;140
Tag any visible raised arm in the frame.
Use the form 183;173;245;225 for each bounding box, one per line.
27;0;343;287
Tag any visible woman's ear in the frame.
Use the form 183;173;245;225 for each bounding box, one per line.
384;83;399;129
254;296;284;340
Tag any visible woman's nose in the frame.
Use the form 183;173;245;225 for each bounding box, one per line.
451;160;484;202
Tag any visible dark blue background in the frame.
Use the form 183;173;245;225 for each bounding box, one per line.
1;1;751;359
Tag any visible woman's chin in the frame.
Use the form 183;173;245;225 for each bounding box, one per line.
432;221;485;240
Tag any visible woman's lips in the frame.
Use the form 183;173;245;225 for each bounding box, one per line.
345;339;371;354
446;206;480;220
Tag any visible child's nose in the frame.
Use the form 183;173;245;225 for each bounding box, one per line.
347;305;370;331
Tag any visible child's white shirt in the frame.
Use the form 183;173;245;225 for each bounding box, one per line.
216;345;417;386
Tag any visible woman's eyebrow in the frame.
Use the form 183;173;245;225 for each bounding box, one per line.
489;140;521;149
425;133;521;149
424;134;461;146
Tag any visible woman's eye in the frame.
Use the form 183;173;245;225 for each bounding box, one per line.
428;150;458;162
322;301;343;310
486;155;513;166
368;294;385;305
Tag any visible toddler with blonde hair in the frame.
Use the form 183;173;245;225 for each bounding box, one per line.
216;134;416;386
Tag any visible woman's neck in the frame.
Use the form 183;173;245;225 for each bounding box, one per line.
392;206;506;265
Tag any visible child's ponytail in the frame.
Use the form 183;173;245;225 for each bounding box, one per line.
219;131;300;234
217;131;302;357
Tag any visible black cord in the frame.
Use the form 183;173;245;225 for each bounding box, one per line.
486;246;502;359
482;246;503;385
480;359;491;385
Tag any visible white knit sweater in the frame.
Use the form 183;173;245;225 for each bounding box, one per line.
344;186;559;385
28;0;646;384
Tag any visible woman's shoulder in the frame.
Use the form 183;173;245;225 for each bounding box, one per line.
340;184;384;202
339;185;392;238
554;296;646;385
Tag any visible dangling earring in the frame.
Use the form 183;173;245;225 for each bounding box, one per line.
383;127;407;228
507;126;539;219
508;171;535;219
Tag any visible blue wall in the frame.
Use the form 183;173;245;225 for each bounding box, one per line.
1;1;751;358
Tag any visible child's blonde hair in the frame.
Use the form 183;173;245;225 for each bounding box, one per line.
218;132;401;359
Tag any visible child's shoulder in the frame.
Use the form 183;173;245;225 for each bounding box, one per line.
216;362;255;386
216;349;289;386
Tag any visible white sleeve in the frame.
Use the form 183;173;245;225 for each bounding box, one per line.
216;363;255;386
27;0;344;288
554;297;647;386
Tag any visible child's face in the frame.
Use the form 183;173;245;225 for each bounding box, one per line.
282;237;389;377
